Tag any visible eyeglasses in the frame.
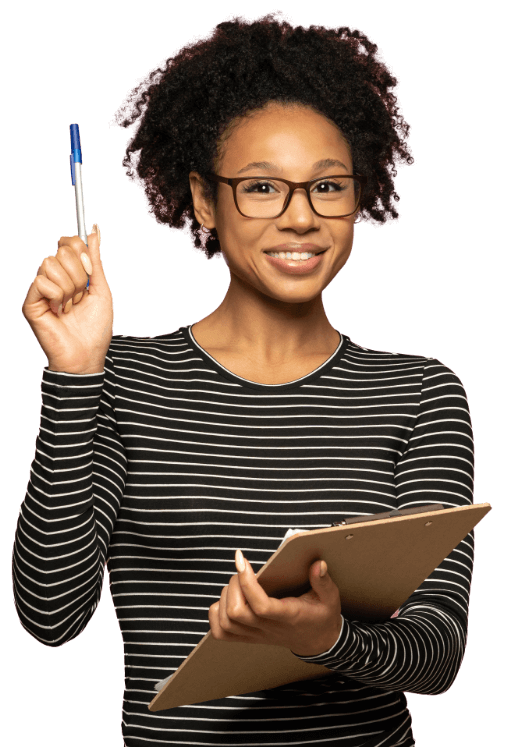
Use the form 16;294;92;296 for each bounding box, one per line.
206;173;367;219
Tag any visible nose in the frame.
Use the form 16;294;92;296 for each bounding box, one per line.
279;187;316;223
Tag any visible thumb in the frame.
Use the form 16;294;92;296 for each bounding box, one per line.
309;560;331;595
82;224;107;292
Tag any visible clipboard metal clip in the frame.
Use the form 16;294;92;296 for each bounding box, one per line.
330;503;445;527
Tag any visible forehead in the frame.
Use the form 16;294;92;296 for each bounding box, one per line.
217;103;352;174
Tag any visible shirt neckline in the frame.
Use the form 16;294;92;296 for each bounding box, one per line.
183;324;349;392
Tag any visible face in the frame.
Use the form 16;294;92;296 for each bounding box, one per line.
190;102;357;305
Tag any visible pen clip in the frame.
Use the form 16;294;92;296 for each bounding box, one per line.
70;154;76;186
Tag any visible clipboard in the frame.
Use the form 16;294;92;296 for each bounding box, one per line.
149;502;491;712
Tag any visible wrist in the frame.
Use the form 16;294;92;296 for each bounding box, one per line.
47;365;105;374
292;615;344;657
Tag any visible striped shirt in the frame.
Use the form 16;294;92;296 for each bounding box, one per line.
12;325;475;747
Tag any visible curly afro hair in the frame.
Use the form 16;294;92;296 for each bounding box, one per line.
114;13;413;259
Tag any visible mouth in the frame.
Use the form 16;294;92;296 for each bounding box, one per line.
263;249;327;256
263;248;328;275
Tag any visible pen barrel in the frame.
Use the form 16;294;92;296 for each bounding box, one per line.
73;161;88;247
69;125;88;290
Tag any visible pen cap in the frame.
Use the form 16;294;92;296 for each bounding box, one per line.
69;124;83;183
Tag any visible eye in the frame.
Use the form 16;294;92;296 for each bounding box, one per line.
313;180;346;192
241;181;278;194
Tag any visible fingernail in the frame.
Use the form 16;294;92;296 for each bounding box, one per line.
92;223;101;246
73;291;84;304
235;548;246;573
81;252;92;275
57;303;62;317
319;561;327;577
64;298;73;314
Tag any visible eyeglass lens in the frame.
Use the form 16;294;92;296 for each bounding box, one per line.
236;177;360;218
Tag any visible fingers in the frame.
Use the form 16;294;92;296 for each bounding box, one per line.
45;246;88;313
36;238;90;314
223;575;260;628
225;576;250;619
210;576;259;640
57;236;90;313
57;234;88;252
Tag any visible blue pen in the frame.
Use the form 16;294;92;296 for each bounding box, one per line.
69;124;89;290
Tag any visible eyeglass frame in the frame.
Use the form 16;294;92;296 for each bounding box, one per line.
205;173;367;219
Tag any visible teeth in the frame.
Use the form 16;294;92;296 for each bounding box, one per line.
267;251;315;260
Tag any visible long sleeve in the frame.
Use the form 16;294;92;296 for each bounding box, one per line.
12;353;128;646
15;328;471;745
293;358;475;695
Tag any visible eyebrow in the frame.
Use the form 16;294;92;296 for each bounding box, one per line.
236;158;349;175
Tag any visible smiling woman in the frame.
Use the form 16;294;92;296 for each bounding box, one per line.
14;12;476;747
112;14;413;384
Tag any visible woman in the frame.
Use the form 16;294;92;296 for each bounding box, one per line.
14;15;474;747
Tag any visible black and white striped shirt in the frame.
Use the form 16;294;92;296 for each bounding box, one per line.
12;325;475;747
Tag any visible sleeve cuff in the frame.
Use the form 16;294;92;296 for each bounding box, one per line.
291;615;351;665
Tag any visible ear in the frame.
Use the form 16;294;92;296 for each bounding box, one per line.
189;172;216;231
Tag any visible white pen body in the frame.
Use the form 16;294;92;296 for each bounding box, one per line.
73;161;88;247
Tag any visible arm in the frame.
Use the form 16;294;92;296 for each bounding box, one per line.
292;358;475;695
12;352;127;646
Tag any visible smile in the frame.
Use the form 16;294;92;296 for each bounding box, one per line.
263;250;327;275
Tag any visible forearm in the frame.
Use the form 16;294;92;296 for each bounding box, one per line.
293;603;467;695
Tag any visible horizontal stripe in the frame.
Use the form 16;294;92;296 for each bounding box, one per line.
12;326;475;747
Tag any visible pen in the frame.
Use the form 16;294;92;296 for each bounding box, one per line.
69;124;89;290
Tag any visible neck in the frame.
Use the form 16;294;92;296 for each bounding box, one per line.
195;272;339;365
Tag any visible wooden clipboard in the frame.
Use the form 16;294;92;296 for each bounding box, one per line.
149;502;491;712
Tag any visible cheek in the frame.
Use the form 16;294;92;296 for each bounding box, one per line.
332;221;354;258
